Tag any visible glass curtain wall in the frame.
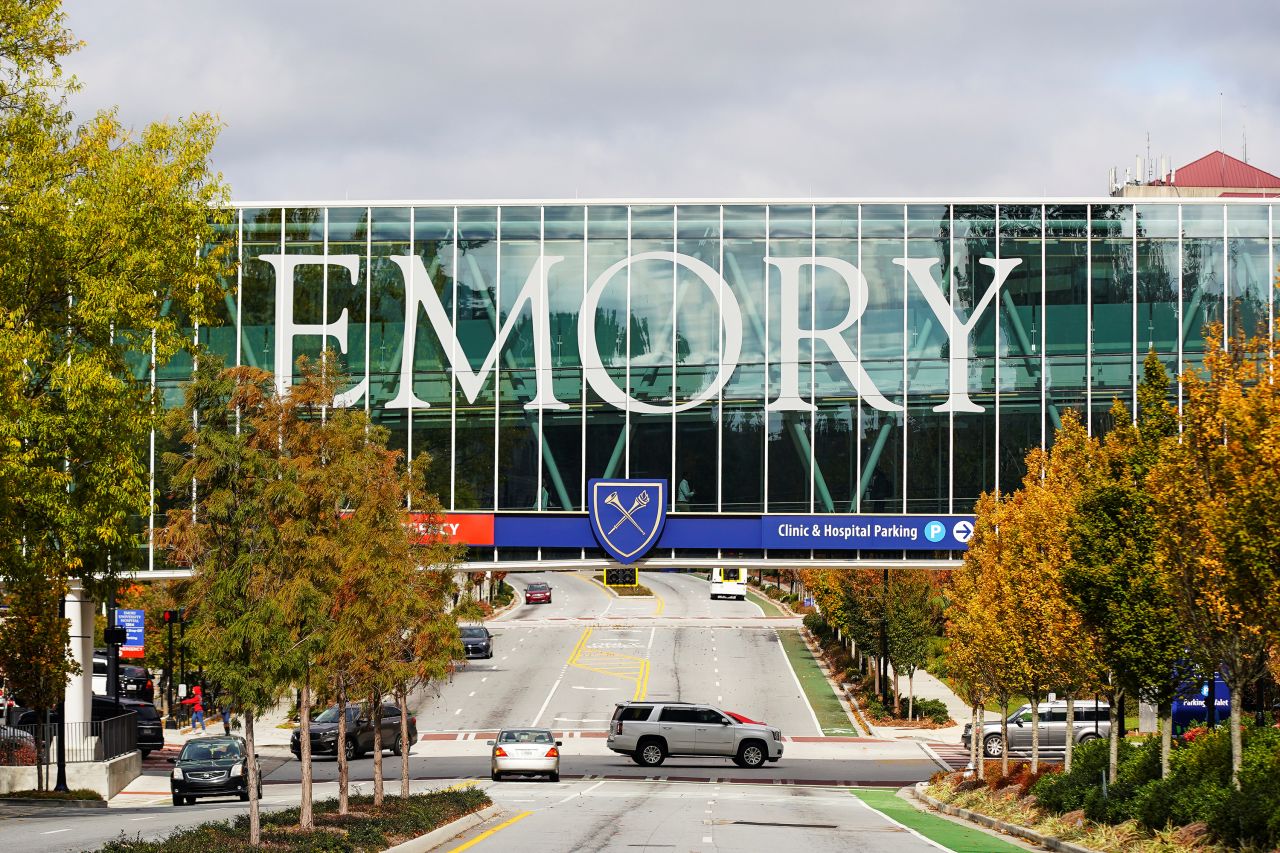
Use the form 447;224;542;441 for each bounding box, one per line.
144;201;1277;563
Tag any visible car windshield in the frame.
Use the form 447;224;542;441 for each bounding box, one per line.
314;706;358;724
460;627;487;638
180;739;242;761
528;583;549;591
498;729;553;744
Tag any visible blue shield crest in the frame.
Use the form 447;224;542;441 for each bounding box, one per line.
588;479;668;564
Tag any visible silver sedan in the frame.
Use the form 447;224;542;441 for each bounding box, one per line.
487;728;561;781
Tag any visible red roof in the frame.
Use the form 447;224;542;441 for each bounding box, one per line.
1168;151;1280;189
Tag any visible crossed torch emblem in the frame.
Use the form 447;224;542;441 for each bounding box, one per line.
605;490;651;535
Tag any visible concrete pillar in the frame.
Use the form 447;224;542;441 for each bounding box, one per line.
64;579;94;727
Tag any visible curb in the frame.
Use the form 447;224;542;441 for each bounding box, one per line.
578;572;655;599
0;796;107;809
911;782;1102;853
382;803;504;852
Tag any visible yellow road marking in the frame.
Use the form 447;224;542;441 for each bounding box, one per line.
567;626;651;699
634;659;650;700
652;589;665;617
434;779;483;793
446;810;533;852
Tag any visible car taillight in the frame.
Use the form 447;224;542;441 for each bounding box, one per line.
146;680;153;690
494;746;508;757
545;747;559;758
410;716;416;727
614;720;623;735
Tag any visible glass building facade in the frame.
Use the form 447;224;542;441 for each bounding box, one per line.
152;200;1276;570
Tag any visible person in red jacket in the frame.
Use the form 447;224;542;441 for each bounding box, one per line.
181;685;206;732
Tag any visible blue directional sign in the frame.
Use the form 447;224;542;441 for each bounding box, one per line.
115;608;145;659
761;515;976;550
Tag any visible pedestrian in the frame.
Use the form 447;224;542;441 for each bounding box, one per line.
181;685;206;732
220;705;231;736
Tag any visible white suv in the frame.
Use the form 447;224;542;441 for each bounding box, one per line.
607;701;783;768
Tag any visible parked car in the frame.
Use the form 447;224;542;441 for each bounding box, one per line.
606;701;783;768
460;625;494;659
169;735;260;805
290;703;417;761
962;700;1111;757
118;665;155;702
487;728;561;781
119;697;164;757
524;582;552;604
17;694;130;726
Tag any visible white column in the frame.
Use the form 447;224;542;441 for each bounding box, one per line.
64;579;94;727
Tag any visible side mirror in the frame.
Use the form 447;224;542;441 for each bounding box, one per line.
1014;719;1024;727
720;719;730;725
485;740;495;746
167;757;177;764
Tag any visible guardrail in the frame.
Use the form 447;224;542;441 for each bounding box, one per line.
0;712;138;765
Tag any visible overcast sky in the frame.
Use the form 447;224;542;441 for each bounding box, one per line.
62;1;1280;202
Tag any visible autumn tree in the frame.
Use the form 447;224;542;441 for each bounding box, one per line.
886;570;936;720
1150;328;1280;787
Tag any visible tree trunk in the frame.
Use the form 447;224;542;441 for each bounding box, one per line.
1108;686;1122;784
969;704;979;776
245;711;260;847
908;673;914;720
1064;695;1075;773
337;680;348;815
299;674;313;830
1159;699;1172;778
892;669;901;717
398;687;411;799
1030;694;1040;773
872;655;880;696
976;704;986;780
372;694;385;806
999;699;1010;777
1229;684;1243;790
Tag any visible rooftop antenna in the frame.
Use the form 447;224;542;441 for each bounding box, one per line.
1145;132;1152;182
1242;104;1248;165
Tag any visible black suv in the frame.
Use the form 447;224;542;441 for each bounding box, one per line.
119;697;164;757
290;703;417;761
117;665;155;702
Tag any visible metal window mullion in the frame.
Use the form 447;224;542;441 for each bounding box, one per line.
1040;204;1046;451
1270;204;1275;357
948;205;955;514
625;206;631;479
671;206;678;510
902;205;909;513
537;206;546;510
810;204;816;514
855;204;862;513
1177;205;1184;423
495;208;503;511
581;206;588;514
449;207;458;510
763;205;770;513
717;205;724;514
365;207;371;415
1086;204;1093;437
1132;206;1138;422
322;207;328;424
1223;205;1229;348
994;204;1001;495
407;207;416;496
148;318;157;572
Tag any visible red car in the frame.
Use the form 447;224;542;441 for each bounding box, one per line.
525;582;552;604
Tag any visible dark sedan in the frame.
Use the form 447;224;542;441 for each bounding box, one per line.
525;582;552;604
169;735;259;805
290;703;417;761
461;625;493;659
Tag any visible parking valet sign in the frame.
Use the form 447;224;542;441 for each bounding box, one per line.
588;479;668;563
258;252;1021;414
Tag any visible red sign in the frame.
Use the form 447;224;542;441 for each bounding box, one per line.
409;513;494;546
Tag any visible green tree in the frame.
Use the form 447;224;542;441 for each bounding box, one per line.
886;570;935;720
1065;352;1192;777
0;0;228;739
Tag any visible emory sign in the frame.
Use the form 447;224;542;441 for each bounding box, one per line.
259;252;1022;414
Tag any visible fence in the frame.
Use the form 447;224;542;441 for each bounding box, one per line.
0;712;137;765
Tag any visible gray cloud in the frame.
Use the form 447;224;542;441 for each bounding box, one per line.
62;1;1280;200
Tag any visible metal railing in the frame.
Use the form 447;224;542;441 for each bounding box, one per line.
0;712;138;765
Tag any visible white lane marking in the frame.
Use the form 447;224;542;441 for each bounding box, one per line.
647;627;656;650
716;681;720;687
469;691;476;697
703;837;713;844
502;657;508;661
852;795;957;852
129;816;156;821
455;708;462;715
481;677;488;683
570;686;623;691
555;779;606;804
42;829;72;835
776;629;824;737
531;676;563;727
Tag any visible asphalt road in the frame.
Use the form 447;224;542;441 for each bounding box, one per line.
0;570;948;852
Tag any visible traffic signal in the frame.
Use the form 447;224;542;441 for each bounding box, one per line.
605;567;637;587
161;608;185;624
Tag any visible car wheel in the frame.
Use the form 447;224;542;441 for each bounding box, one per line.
239;792;249;802
343;737;357;761
392;733;404;756
172;793;183;806
549;771;560;783
491;770;502;781
184;796;195;805
737;740;767;768
486;649;493;659
629;752;647;765
983;734;1004;758
1078;733;1100;745
141;749;151;759
636;738;666;767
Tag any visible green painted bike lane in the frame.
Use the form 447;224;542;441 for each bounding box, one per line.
851;788;1029;853
776;628;859;736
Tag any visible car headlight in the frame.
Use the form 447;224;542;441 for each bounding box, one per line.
172;767;184;780
230;762;243;778
772;729;781;741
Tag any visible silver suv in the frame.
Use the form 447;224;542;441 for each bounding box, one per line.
963;700;1111;757
607;701;783;768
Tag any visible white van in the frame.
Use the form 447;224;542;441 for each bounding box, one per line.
710;567;746;600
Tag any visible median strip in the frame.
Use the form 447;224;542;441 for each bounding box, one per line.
776;629;860;736
851;788;1026;853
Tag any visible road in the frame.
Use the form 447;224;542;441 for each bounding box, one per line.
0;570;954;852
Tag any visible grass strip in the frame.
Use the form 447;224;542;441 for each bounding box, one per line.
746;586;785;616
776;628;859;736
851;788;1028;853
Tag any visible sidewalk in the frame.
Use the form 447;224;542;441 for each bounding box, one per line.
870;666;967;744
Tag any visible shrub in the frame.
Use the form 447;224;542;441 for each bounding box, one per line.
1083;735;1161;824
1032;735;1121;813
802;612;829;637
1209;726;1280;848
912;698;951;725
